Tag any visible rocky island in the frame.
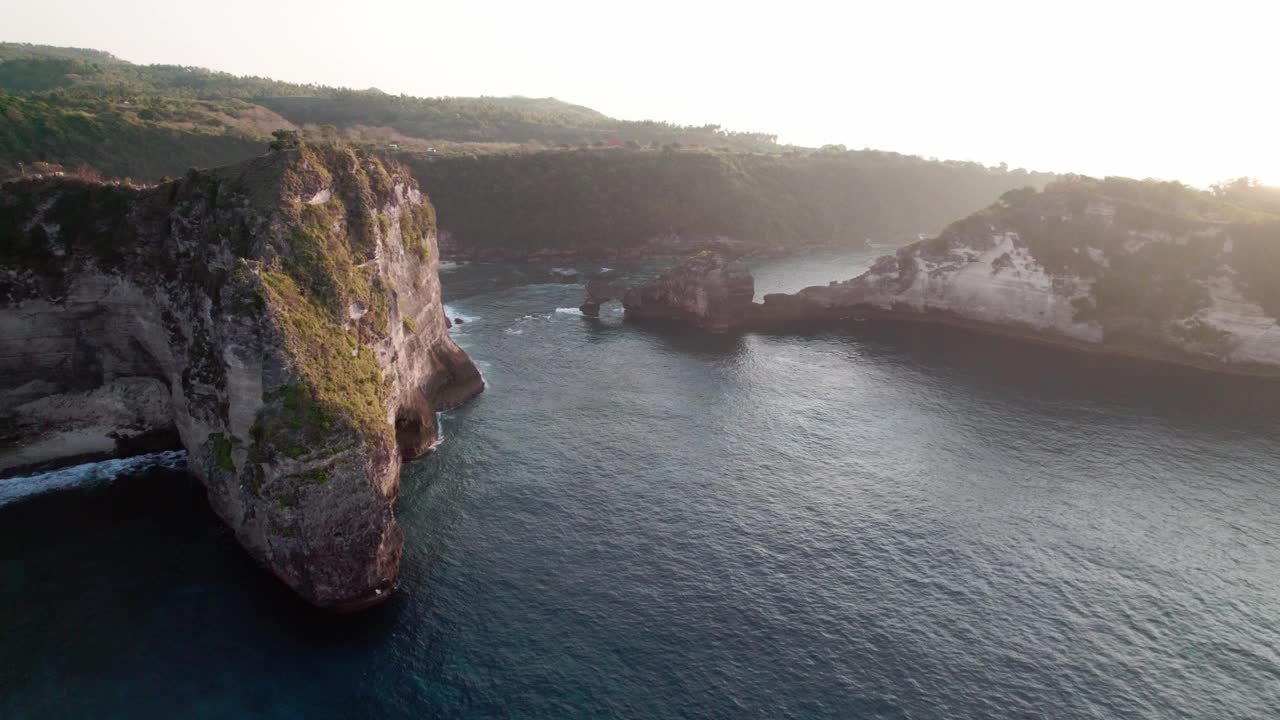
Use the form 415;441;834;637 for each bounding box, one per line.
591;178;1280;376
580;252;756;332
0;139;483;610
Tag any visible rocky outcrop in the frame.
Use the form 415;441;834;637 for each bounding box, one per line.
763;181;1280;375
0;141;483;610
610;252;756;331
604;180;1280;376
579;278;623;317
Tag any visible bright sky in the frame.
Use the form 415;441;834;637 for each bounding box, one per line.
8;0;1278;186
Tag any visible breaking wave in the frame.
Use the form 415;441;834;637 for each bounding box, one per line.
0;450;188;508
443;304;480;324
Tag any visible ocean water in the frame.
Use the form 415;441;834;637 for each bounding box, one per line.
4;251;1280;719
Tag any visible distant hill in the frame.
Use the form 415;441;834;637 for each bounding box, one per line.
0;43;124;65
0;41;779;175
0;90;277;180
410;148;1058;259
0;42;1066;258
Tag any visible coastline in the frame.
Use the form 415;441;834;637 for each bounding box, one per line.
753;304;1280;381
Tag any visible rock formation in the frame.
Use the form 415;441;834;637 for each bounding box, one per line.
598;252;756;331
598;180;1280;376
579;278;623;317
0;141;483;610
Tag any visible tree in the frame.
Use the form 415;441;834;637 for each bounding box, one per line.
269;129;299;151
999;187;1038;208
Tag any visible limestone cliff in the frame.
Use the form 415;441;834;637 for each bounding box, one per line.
601;179;1280;376
760;180;1280;374
0;140;483;610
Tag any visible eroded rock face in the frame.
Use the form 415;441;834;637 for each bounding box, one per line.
596;181;1280;376
579;278;624;317
617;253;757;331
761;181;1280;374
0;142;483;610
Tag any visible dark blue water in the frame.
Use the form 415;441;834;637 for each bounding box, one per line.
4;251;1280;719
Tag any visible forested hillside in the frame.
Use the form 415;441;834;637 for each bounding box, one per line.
0;91;271;180
410;149;1056;258
0;41;777;171
0;42;1058;257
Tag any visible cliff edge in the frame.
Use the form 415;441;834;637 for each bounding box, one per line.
598;178;1280;376
0;140;483;610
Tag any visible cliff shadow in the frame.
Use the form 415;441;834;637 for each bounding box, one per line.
0;462;406;665
816;320;1280;435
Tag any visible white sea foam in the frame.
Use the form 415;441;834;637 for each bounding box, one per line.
555;307;585;317
426;413;446;452
442;304;480;324
0;450;188;508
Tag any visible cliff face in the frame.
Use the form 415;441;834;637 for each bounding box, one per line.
0;142;483;610
770;181;1280;373
606;180;1280;376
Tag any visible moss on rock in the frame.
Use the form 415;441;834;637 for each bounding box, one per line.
248;141;425;443
209;432;235;472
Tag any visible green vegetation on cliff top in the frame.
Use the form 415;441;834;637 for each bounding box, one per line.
255;139;432;440
929;176;1280;328
0;90;267;180
0;135;432;448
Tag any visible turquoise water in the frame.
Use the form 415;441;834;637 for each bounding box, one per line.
4;251;1280;718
